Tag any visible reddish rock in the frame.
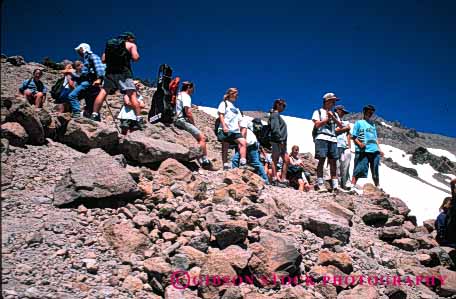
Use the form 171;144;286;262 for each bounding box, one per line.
318;249;353;274
392;238;419;251
338;285;379;299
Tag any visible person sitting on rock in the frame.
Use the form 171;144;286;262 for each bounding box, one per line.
435;196;454;247
287;145;311;192
18;68;47;109
231;116;269;183
351;104;384;188
269;98;290;187
118;80;145;134
216;87;248;170
174;81;213;170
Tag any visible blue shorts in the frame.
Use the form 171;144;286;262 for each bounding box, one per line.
217;131;243;144
353;151;380;179
314;139;339;159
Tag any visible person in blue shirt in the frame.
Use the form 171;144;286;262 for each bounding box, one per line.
435;196;454;247
18;69;47;109
351;104;384;187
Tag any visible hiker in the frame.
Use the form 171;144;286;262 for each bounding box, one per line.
216;87;248;170
334;105;352;190
312;92;345;192
270;99;290;187
231;116;269;183
55;64;76;113
435;197;454;247
118;80;145;134
18;69;47;109
174;81;213;169
69;43;105;118
91;32;142;129
288;145;311;192
351;104;384;187
445;178;456;247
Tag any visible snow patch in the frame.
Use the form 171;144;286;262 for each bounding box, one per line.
380;121;393;129
427;148;456;162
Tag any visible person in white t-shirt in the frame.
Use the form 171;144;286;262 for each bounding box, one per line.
174;81;212;169
334;105;352;189
216;87;247;170
312;92;347;192
118;80;145;134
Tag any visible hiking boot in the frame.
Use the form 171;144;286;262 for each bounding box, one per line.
90;113;101;122
315;184;328;193
201;159;217;171
239;164;256;172
130;119;146;131
223;163;231;170
271;180;287;188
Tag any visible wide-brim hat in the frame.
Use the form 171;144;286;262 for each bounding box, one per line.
335;105;350;114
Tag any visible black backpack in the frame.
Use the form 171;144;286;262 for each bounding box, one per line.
311;109;322;141
213;100;227;139
50;77;66;100
252;117;271;150
104;38;129;72
148;64;174;124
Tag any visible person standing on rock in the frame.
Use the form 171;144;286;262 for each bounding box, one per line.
91;32;143;130
269;98;290;187
351;104;384;188
18;69;47;109
334;105;352;190
217;87;248;170
70;43;105;118
312;92;345;192
445;178;456;247
174;81;213;170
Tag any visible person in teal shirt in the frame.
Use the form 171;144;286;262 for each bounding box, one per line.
351;104;384;187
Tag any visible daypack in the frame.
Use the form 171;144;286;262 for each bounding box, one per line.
252;117;271;150
104;38;129;72
50;77;66;100
148;64;174;124
214;100;227;140
311;109;322;141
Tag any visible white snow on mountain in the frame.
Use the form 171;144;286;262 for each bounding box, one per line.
380;121;393;129
198;106;453;224
427;148;456;162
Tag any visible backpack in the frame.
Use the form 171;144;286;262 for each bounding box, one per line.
148;64;174;124
252;117;271;150
50;77;66;100
104;38;129;72
214;100;227;139
311;109;322;141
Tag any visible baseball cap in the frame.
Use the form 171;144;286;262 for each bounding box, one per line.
363;104;376;112
74;43;92;53
335;105;350;114
322;92;340;101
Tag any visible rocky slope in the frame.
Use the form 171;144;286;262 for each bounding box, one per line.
1;56;456;299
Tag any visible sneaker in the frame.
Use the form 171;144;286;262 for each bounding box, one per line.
90;113;101;122
344;181;354;189
201;160;217;171
223;163;231;170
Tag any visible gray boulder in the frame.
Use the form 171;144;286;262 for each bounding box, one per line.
53;148;141;207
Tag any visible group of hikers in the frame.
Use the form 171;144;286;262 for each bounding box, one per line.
18;31;384;193
16;32;456;246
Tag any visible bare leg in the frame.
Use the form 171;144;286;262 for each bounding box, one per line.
236;138;247;160
93;88;107;114
281;152;289;181
197;133;208;156
222;142;229;164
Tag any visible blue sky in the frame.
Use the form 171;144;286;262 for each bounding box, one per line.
2;0;455;137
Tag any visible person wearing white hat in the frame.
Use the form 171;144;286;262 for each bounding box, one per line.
311;92;345;192
68;43;105;118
